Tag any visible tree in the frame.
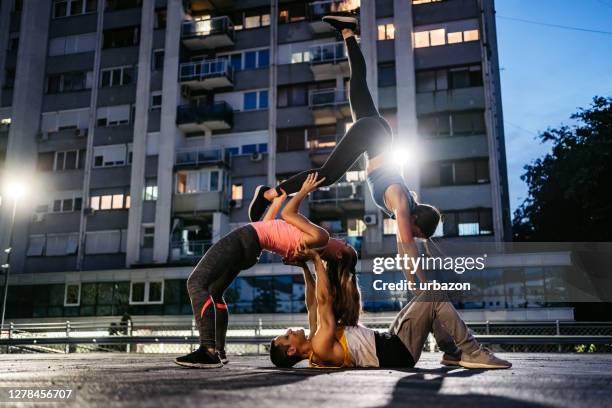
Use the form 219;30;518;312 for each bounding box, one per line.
513;96;612;242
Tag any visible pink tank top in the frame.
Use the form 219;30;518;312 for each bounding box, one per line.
251;219;304;259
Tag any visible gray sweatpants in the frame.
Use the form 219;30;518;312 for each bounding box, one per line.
389;291;479;364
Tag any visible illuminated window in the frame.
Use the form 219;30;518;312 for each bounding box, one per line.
413;20;480;48
383;218;397;235
463;29;479;42
413;0;442;4
232;184;243;200
447;31;462;44
414;31;430;48
430;28;445;46
377;23;395;41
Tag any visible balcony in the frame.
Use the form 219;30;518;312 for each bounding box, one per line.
181;16;235;50
173;191;226;213
176;101;234;133
309;181;365;213
179;59;234;91
170;240;212;262
307;133;339;166
309;41;349;81
309;89;350;124
175;146;230;169
308;0;360;33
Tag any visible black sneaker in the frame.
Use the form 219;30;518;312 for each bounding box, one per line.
218;349;229;364
322;15;358;32
175;347;223;369
248;185;271;222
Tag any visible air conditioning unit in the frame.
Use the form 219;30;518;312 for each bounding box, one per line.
363;213;378;225
31;213;45;223
250;152;263;162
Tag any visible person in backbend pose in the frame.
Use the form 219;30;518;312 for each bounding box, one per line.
270;247;512;370
175;174;359;369
249;16;440;286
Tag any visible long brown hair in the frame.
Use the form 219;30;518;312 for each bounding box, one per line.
326;246;361;326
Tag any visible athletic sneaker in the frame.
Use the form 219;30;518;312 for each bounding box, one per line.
248;185;271;222
175;347;223;369
440;351;461;366
322;15;358;32
459;346;512;369
218;349;229;364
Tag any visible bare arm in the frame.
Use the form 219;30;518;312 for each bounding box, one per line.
283;258;318;335
281;172;329;248
262;189;287;221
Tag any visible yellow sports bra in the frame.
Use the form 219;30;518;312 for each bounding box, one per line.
308;327;353;368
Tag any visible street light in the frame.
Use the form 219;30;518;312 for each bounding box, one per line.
0;180;28;338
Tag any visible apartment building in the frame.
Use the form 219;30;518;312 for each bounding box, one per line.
0;0;568;323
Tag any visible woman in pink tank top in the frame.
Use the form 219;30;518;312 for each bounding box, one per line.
176;173;358;369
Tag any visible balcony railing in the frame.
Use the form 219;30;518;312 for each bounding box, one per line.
175;146;230;166
309;88;348;107
170;240;212;261
176;101;234;129
308;0;360;19
309;41;347;64
181;16;234;39
179;59;234;83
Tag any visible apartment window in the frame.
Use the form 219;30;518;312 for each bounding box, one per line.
53;0;97;18
149;91;163;109
277;128;306;152
45;233;80;256
129;280;163;305
53;149;86;171
377;23;395;41
144;180;158;201
243;90;268;111
242;143;267;155
418;111;485;137
49;33;97;56
92;144;129;167
64;283;81;306
100;66;134;87
240;12;270;30
52;195;82;213
103;26;139;49
153;49;164;70
96;105;130;126
290;50;310;64
220;48;269;71
46;71;93;93
378;63;396;87
176;170;222;194
89;193;130;210
414;20;480;48
85;230;126;254
142;225;155;248
231;184;243;201
26;235;46;256
41;108;90;133
278;84;308;108
383;218;397;235
441;209;493;237
421;158;489;187
154;8;167;29
416;65;482;92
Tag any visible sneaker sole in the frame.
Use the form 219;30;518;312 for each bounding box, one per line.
221;359;229;364
248;185;267;222
440;359;461;366
174;360;224;369
459;361;512;369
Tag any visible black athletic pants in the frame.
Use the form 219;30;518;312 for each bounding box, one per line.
274;36;393;195
186;225;261;349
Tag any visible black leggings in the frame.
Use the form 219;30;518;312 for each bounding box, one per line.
275;36;393;195
186;225;261;349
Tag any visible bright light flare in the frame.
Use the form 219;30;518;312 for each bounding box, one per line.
4;181;28;200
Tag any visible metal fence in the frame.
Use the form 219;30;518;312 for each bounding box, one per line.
1;319;611;355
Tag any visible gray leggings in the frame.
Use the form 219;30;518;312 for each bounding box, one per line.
186;225;261;349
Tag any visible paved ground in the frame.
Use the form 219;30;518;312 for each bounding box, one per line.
0;353;611;407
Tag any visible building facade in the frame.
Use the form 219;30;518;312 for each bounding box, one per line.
0;0;545;323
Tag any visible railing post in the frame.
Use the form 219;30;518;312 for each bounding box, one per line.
556;320;561;352
257;318;263;355
126;319;133;353
191;319;196;352
65;321;71;354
